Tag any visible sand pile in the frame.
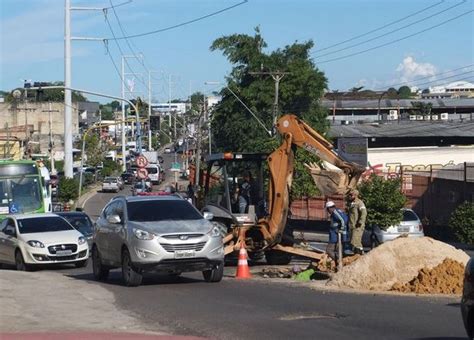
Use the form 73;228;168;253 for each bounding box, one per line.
391;258;465;294
327;237;469;292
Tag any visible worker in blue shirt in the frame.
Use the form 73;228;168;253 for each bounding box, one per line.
325;201;351;261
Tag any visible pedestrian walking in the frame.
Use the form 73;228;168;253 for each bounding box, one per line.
325;201;349;261
347;189;367;255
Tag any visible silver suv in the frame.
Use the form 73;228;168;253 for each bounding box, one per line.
92;195;224;286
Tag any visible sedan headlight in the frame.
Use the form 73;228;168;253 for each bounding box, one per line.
133;228;155;240
208;226;221;238
27;240;45;248
78;236;86;245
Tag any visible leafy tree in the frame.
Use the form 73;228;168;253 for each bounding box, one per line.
449;201;474;244
58;177;79;203
410;101;432;116
209;27;329;198
358;174;408;230
85;134;108;169
398;86;412;99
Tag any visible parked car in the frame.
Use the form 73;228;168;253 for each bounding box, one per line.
102;177;121;193
132;181;152;195
0;213;89;270
92;195;224;286
462;258;474;340
55;212;94;250
121;172;135;185
164;147;171;154
362;208;424;249
50;174;59;196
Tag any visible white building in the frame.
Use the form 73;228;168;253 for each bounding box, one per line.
425;81;474;99
207;95;221;108
151;102;189;116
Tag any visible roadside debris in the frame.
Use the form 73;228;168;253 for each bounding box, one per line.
327;237;470;293
391;258;465;294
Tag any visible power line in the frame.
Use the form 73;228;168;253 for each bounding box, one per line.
313;0;445;53
316;10;473;65
400;71;474;89
313;0;466;58
375;66;474;91
105;0;248;41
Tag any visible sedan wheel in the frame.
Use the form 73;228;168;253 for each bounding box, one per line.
92;247;109;281
121;249;142;287
15;250;31;272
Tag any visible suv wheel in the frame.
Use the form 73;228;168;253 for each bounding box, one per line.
15;250;32;272
202;262;224;282
92;246;109;281
121;249;142;287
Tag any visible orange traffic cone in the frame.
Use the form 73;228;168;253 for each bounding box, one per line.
236;243;252;279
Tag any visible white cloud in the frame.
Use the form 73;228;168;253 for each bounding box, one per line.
395;56;437;83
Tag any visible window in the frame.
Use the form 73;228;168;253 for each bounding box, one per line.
103;203;115;218
18;217;73;234
402;210;419;221
127;200;202;222
2;219;16;237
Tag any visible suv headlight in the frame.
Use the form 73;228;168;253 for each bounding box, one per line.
133;228;155;240
78;236;86;245
27;240;45;248
208;226;221;238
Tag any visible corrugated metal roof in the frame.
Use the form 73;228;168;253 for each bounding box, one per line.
329;121;474;138
321;98;474;109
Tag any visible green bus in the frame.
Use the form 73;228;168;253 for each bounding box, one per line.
0;160;47;219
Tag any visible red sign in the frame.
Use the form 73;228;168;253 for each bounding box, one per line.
136;155;148;168
137;167;149;180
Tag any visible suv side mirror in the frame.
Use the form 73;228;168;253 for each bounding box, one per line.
107;214;122;224
203;212;214;220
4;227;16;237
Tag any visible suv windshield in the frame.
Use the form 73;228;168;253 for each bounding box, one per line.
18;217;74;234
104;177;117;183
127;200;203;222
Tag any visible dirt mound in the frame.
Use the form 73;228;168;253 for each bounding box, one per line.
391;258;465;294
327;237;469;292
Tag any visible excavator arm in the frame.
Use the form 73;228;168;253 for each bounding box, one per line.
259;114;365;247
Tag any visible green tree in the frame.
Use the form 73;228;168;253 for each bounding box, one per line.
210;27;329;198
449;201;474;244
58;177;79;203
358;175;408;230
410;101;433;116
85;134;108;169
398;86;412;99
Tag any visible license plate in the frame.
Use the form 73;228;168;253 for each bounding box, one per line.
174;250;195;259
55;250;73;256
397;227;409;233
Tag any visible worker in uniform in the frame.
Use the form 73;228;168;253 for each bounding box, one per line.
325;201;349;261
348;189;367;255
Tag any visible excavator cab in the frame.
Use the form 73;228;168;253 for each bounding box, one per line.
201;152;268;224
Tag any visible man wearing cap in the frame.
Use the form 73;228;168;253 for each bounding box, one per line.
325;201;349;261
348;189;367;255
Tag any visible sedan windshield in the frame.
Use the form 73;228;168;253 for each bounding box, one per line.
402;210;419;221
58;215;93;236
18;217;74;234
127;200;203;222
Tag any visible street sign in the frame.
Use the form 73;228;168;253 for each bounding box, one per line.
136;155;149;168
170;162;181;172
137;167;149;179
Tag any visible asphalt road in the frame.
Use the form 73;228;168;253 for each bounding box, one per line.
63;157;469;340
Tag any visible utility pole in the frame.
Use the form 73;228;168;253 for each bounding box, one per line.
121;56;126;171
64;0;73;177
148;72;152;150
42;102;60;174
249;70;290;135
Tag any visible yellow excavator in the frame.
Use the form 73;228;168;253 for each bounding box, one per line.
199;114;364;263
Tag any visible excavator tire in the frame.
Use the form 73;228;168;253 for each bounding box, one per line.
265;226;294;265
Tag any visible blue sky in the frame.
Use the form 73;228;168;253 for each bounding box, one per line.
1;0;473;103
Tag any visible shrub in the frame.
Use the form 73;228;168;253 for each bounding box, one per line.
448;201;474;244
358;174;408;230
58;177;79;203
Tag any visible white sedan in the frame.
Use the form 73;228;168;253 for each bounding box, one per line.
0;213;89;271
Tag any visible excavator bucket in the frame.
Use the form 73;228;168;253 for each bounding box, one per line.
305;162;360;196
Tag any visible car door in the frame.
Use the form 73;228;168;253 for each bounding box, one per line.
0;219;9;262
95;202;116;263
109;200;126;264
0;218;19;264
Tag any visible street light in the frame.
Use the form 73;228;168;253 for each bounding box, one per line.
204;82;272;136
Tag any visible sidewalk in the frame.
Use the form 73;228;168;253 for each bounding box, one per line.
0;269;171;336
